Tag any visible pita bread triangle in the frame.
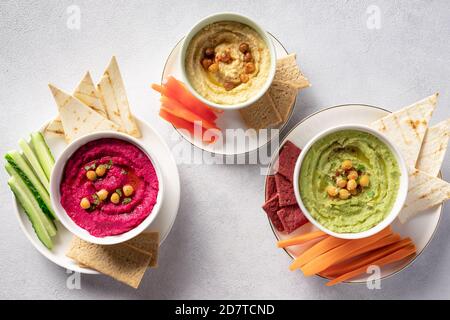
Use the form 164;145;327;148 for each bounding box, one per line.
45;72;108;137
416;119;450;177
48;84;119;143
73;72;108;118
399;169;450;223
97;56;141;138
370;93;438;170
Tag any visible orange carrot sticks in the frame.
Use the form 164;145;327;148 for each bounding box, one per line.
277;230;326;248
325;243;416;286
300;227;393;276
322;237;412;278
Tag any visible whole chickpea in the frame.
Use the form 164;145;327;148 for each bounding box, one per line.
208;63;219;73
239;42;249;53
80;197;90;210
110;192;120;204
336;177;347;188
239;73;250;83
244;62;256;74
326;186;338;197
95;164;107;177
96;189;109;201
341;160;353;170
359;175;370;187
347;179;358;191
339;189;350;200
86;170;97;181
123;184;134;197
347;170;358;180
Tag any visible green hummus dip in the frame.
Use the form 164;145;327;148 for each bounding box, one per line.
299;130;400;233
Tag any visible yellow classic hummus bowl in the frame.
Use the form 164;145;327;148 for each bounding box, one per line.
293;125;408;239
180;12;276;110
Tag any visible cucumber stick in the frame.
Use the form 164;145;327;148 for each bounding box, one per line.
8;176;53;249
6;163;57;237
30;132;54;180
18;138;50;193
5;150;57;220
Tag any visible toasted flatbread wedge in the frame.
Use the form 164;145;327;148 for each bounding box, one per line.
398;169;450;223
370;94;438;170
97;56;141;138
49;84;119;142
66;237;151;289
45;72;108;137
44;117;65;137
416;119;450;177
124;232;159;268
74;72;107;118
268;80;298;122
274;54;310;89
239;92;282;130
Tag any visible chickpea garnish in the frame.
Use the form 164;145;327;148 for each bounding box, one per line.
336;177;347;188
244;52;253;63
239;73;249;83
204;47;215;57
341;160;353;170
208;63;219;73
339;189;350;200
360;175;370;187
347;179;358;191
96;189;109;201
123;184;134;197
326;186;338;197
244;62;256;74
347;170;358;180
86;170;97;181
110;192;120;204
223;81;236;91
80;197;90;210
202;58;213;70
239;42;249;53
95;164;107;177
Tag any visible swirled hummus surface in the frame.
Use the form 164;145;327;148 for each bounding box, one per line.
299;130;400;233
185;21;271;105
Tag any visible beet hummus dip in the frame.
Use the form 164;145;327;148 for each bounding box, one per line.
60;138;159;237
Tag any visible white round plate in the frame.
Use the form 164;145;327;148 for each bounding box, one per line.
161;33;292;155
266;104;442;283
12;117;181;274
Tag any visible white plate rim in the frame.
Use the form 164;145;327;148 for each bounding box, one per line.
264;103;443;284
160;32;295;156
11;115;181;274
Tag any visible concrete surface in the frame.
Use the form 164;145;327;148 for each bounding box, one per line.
0;0;449;299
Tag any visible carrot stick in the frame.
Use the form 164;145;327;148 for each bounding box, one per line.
164;76;218;121
320;233;402;277
159;109;216;143
277;230;327;248
325;243;416;286
160;96;217;130
300;227;393;276
289;236;347;271
322;238;412;278
151;83;167;95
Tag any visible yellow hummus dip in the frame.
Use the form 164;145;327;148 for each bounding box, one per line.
185;21;271;105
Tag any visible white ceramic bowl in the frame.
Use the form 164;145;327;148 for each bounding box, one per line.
293;124;409;239
50;131;164;245
180;12;277;110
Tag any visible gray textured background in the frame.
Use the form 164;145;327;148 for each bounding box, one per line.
0;0;449;299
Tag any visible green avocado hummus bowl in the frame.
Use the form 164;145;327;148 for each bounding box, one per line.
293;125;408;240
